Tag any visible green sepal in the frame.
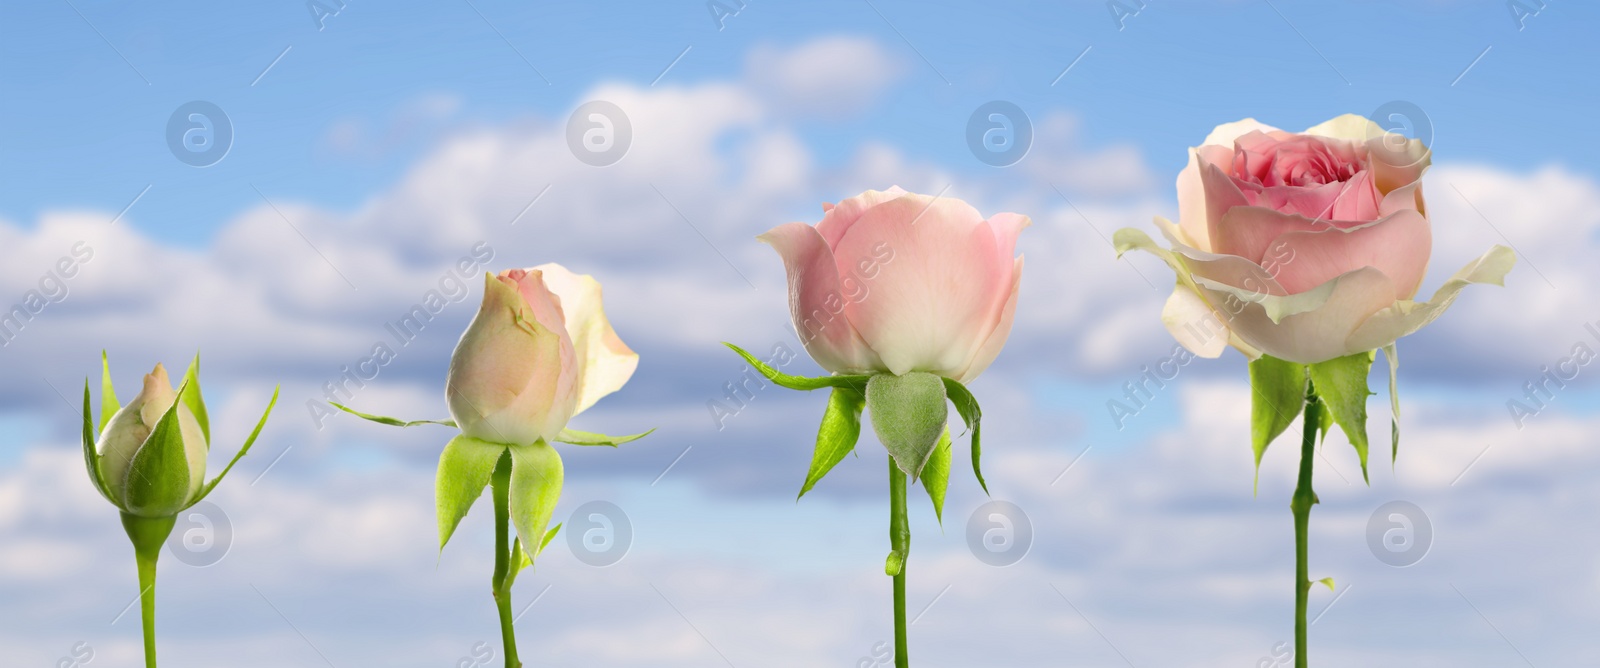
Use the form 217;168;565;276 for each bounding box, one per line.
179;353;210;447
509;522;562;584
1382;344;1400;465
941;377;987;495
98;351;119;436
723;342;870;392
81;379;114;504
1318;395;1334;445
185;387;279;509
1308;351;1376;482
121;381;195;517
330;402;457;429
555;427;654;447
797;386;866;499
866;372;949;481
1248;355;1307;494
539;522;562;556
508;537;529;584
920;427;953;525
508;441;564;570
434;435;508;553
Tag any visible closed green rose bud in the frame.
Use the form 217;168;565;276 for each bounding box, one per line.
79;352;278;668
81;352;279;520
96;363;209;517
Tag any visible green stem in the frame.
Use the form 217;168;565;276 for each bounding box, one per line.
120;513;176;668
888;459;910;668
490;451;522;668
1290;384;1322;668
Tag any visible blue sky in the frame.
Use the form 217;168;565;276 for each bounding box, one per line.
4;1;1596;243
3;1;1599;666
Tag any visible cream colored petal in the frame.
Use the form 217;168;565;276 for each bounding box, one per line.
1304;113;1432;184
531;263;639;416
176;404;208;500
1303;114;1385;143
1202;118;1284;147
1176;150;1213;253
1162;286;1229;359
1119;218;1417;364
1205;267;1399;364
1117;223;1257;359
1345;246;1516;352
1227;330;1264;361
136;364;177;429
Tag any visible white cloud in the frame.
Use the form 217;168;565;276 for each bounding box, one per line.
1401;164;1600;379
745;36;904;119
8;373;1598;665
1022;111;1157;196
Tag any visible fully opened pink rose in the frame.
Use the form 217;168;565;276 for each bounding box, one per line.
759;187;1028;382
1120;114;1515;364
446;264;638;446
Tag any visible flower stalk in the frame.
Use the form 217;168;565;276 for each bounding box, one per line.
489;451;522;668
121;512;176;668
888;459;910;668
1290;384;1321;668
83;354;276;668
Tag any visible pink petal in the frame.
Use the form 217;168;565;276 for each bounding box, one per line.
1245;180;1346;219
757;222;884;374
446;272;579;445
1268;209;1433;298
954;255;1023;382
1197;161;1255;254
815;186;910;249
1327;170;1381;221
833;195;1011;377
1209;205;1323;265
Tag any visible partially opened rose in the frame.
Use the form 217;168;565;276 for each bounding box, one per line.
446;263;639;446
1118;114;1515;365
337;262;647;665
759;186;1028;382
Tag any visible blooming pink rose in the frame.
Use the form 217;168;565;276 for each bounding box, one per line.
446;264;637;446
760;187;1028;382
1121;115;1514;364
